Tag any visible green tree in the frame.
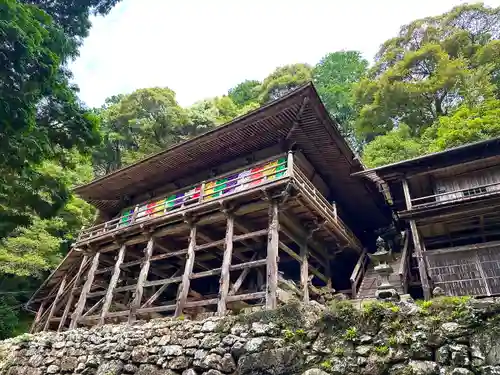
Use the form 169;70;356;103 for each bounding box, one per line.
0;0;103;238
259;64;312;103
23;0;122;40
93;88;190;175
355;3;500;141
0;151;95;338
186;95;240;127
212;96;240;124
0;151;95;278
313;51;368;149
423;99;500;152
228;80;261;107
0;0;120;336
362;124;425;168
0;296;18;339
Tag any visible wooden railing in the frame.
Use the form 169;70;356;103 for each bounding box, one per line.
398;230;410;294
293;166;358;247
410;181;500;208
350;250;368;298
78;157;289;241
77;153;359;245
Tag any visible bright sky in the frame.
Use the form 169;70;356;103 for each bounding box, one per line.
71;0;500;108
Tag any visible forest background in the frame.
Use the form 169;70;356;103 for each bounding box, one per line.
1;0;499;337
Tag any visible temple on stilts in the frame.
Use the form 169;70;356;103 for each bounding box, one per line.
27;83;500;333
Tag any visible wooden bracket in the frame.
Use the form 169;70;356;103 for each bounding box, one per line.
306;224;320;240
183;212;197;226
219;201;236;216
280;182;295;204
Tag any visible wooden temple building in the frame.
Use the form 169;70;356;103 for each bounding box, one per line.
355;138;500;299
26;83;391;332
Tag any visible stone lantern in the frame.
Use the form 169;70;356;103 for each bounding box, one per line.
369;236;400;301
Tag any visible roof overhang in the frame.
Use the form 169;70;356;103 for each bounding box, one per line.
75;83;391;232
353;137;500;183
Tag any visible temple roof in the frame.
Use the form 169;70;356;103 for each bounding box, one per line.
75;83;390;232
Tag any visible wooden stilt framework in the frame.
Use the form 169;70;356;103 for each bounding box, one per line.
58;255;89;331
30;301;46;333
32;150;369;331
99;244;126;325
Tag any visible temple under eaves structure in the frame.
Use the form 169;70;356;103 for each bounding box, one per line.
26;83;391;332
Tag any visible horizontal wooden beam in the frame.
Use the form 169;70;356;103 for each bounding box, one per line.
94;230;267;276
425;239;500;256
138;291;266;314
278;241;328;284
190;259;267;281
231;259;267;271
195;229;268;252
79;310;129;322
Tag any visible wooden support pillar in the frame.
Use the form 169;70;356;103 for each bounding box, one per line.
129;236;154;323
43;275;68;331
266;200;279;310
402;178;413;210
287;150;294;178
30;301;46;333
58;255;89;331
403;177;430;299
217;214;234;315
300;241;309;302
175;223;197;317
99;244;126;325
325;259;332;290
70;252;100;329
409;220;431;299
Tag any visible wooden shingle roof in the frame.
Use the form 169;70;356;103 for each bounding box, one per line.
75;83;390;232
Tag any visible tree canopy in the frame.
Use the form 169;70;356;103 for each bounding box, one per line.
355;3;500;142
259;64;312;103
228;80;261;107
313;51;368;149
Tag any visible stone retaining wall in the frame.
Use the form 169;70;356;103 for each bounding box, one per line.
2;299;500;375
